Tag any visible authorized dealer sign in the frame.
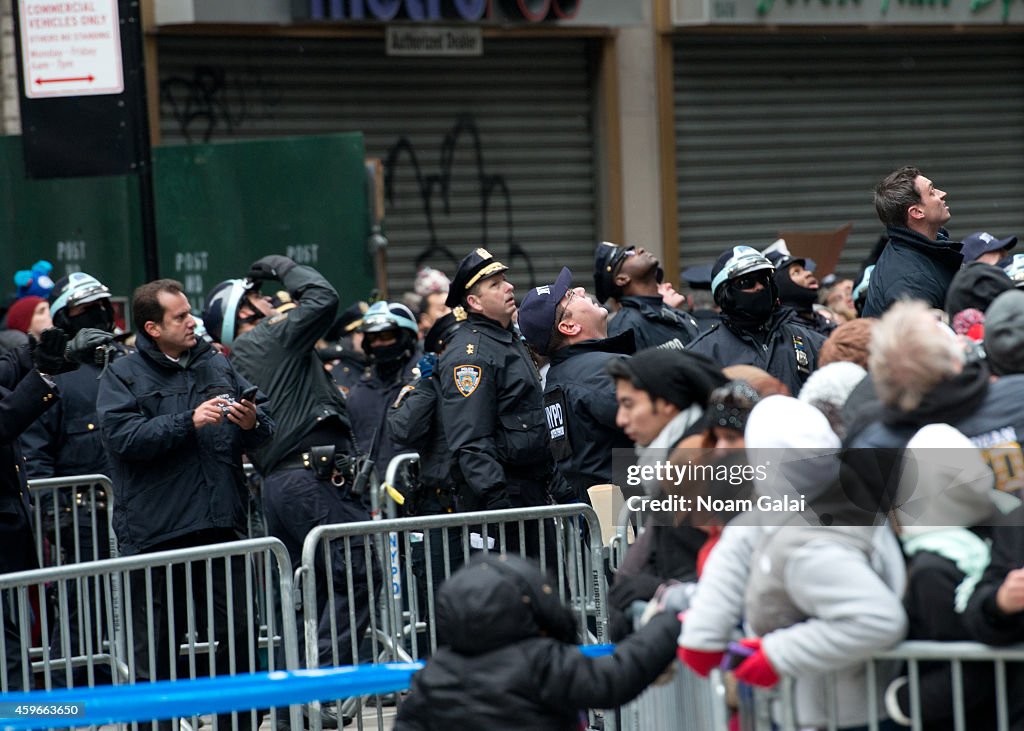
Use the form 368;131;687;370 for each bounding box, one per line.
18;0;124;98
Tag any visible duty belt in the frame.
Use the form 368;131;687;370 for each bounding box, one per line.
275;445;355;487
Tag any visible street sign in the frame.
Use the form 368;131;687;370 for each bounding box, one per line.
18;0;124;99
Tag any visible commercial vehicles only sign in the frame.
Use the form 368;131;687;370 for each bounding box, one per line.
18;0;124;99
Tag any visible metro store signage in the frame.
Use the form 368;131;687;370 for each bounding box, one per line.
297;0;582;23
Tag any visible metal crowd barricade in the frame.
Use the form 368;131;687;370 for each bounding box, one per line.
298;503;608;731
0;537;301;731
736;640;1024;731
28;474;117;568
619;667;731;731
617;604;731;731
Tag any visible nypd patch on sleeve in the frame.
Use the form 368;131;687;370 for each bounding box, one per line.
453;364;482;397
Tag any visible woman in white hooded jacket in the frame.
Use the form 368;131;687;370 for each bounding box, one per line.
679;395;908;730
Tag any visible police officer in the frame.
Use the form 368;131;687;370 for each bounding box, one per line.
347;301;420;471
687;246;826;397
19;272;121;685
594;241;699;350
764;248;835;336
21;272;121;483
437;248;574;520
517;267;634;500
203;257;371;717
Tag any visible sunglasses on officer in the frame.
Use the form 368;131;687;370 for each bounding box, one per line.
730;272;772;292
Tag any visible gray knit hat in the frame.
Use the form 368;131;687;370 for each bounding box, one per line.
984;289;1024;376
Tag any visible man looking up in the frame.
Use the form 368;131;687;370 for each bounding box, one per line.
594;241;699;350
862;166;962;316
518;267;635;500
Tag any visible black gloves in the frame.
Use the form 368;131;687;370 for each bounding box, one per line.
247;255;296;283
65;328;115;365
32;328;77;375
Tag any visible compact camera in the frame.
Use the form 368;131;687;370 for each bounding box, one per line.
214;394;237;415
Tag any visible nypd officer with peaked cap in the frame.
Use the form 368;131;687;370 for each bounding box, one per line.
686;245;826;396
438;249;574;521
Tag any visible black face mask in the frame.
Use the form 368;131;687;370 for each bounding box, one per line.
366;340;410;365
66;302;114;336
775;269;819;312
724;286;776;328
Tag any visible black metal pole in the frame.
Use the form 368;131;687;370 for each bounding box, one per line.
125;0;159;281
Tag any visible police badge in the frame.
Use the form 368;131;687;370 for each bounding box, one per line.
454;364;482;397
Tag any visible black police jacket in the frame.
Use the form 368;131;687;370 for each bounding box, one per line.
388;375;456;515
607;295;699;351
686;307;826;397
0;345;57;573
230;264;353;474
861;226;963;318
437;314;548;504
97;333;274;556
347;355;418;473
544;332;634;498
20;345;130;479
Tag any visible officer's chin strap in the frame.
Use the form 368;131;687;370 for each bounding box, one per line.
238;312;266;329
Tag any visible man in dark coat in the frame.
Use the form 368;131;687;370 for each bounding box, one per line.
687;245;826;397
862;166;963;317
204;257;373;701
517;266;634;500
97;278;272;718
594;241;699;350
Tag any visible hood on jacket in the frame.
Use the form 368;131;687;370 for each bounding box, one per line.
435;554;577;656
745;395;842;515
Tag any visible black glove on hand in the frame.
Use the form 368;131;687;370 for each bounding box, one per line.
247;255;296;283
32;327;77;375
65;328;115;365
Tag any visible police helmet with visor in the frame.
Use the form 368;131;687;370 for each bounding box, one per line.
202;278;259;347
49;272;115;335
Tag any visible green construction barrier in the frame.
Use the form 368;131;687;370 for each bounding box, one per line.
0;132;373;328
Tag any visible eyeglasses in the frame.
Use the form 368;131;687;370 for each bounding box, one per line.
557;288;580;325
731;273;770;292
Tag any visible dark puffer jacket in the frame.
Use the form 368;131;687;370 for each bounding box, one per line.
97;333;274;555
861;226;963;317
395;554;681;731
